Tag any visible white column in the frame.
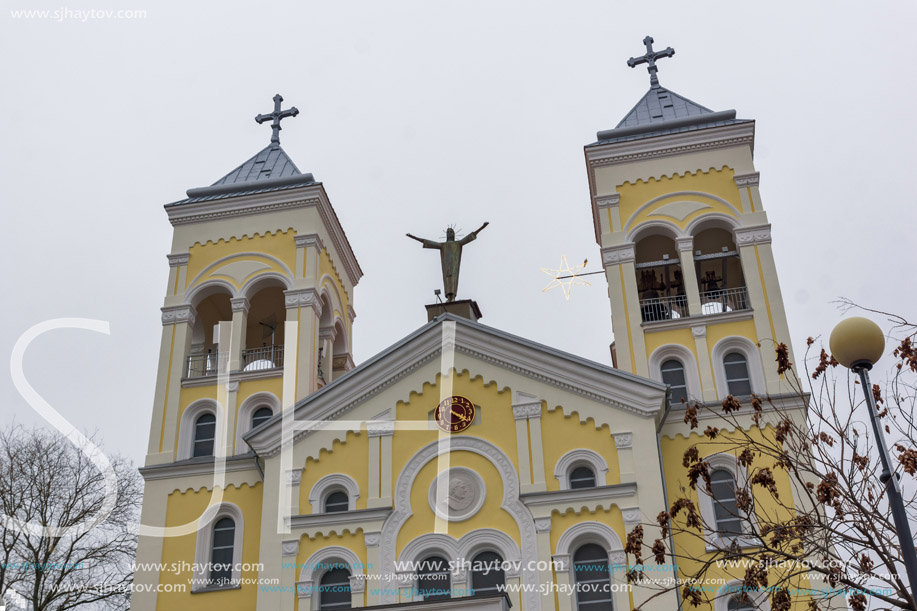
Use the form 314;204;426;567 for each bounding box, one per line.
535;517;555;611
364;532;383;606
165;252;189;297
367;420;394;508
281;539;300;611
613;433;635;483
513;392;545;493
152;304;196;464
676;236;701;316
552;554;573;611
284;288;321;403
229;297;249;371
691;325;718;402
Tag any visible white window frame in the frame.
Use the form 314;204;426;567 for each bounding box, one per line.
178;399;223;461
714;579;771;611
697;453;757;551
554;449;609;490
297;545;365;610
192;502;244;591
711;336;766;399
555;521;629;611
235;392;280;455
648;344;703;404
308;474;360;514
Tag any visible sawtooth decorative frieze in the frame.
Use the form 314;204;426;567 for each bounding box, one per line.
735;224;772;246
161;304;196;327
601;244;636;267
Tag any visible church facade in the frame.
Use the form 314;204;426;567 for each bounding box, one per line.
132;41;810;611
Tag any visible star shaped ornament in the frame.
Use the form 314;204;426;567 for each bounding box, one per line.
541;255;590;301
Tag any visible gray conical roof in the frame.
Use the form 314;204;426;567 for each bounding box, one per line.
616;85;714;128
211;144;302;185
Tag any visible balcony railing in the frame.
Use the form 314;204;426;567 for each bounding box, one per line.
185;352;227;379
242;345;284;372
184;346;284;379
700;286;750;315
640;294;689;323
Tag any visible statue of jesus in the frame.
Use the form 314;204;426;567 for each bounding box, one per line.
406;222;489;302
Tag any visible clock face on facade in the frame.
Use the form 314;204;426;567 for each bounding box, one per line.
433;395;476;433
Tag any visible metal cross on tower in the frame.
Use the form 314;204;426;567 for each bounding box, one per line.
255;94;299;145
626;36;675;87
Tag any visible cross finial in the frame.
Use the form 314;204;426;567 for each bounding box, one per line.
626;36;675;88
255;94;299;146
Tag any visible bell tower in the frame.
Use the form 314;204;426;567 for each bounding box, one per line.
585;38;795;404
144;94;362;467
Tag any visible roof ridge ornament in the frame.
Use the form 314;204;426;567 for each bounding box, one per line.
626;36;675;88
255;94;299;146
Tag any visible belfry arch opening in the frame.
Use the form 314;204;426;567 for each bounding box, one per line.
244;282;286;371
693;227;748;314
187;288;233;377
634;232;687;322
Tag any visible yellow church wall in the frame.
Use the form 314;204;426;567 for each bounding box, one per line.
299;431;370;513
643;328;698;364
397;450;520;553
540;406;621;491
704;319;758;354
319;248;352;328
659;428;811;603
392;371;519;484
616;167;742;234
294;531;368;611
185;229;298;292
157;483;264;611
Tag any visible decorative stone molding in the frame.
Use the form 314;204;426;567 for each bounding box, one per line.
319;325;337;341
512;403;541;420
601;244;636;266
692;325;707;338
349;574;366;593
613;433;633;449
308;473;361;513
609;550;627;566
366;420;395;437
161;304;196;326
287;469;303;486
534;517;552;533
621;507;642;528
167;253;190;267
675;236;694;252
285;288;322;316
733;172;760;187
230;297;250;314
227;381;239;393
554;449;609;489
364;531;381;547
282;540;300;557
551;554;569;572
735;224;772;246
595;194;620;209
428;467;486;522
295;233;325;251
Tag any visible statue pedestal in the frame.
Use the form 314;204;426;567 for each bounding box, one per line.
425;300;482;323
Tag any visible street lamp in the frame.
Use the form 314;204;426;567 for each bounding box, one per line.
830;316;917;607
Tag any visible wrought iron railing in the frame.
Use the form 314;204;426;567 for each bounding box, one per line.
700;286;750;315
639;294;689;322
185;352;227;379
241;345;284;371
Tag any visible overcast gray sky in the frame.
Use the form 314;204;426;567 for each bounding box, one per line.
1;0;915;464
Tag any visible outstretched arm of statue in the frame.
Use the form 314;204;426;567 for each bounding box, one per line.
406;233;441;249
459;221;489;245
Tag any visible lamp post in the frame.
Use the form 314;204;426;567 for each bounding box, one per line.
830;317;917;607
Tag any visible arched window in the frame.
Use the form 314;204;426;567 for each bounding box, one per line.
569;466;597;489
193;413;216;458
251;406;273;429
319;567;352;610
573;544;613;611
209;517;235;585
660;359;688;404
723;352;752;396
711;469;743;535
727;595;755;611
417;556;451;601
471;551;505;596
324;491;350;513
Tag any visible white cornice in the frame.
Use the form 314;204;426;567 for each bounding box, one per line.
230;297;250;314
520;482;637;508
161;304;196;327
294;233;324;251
735;224;772;246
585;121;756;168
287;507;392;530
595;194;620;209
285;288;322;316
165;184;363;287
139;455;259;481
601;244;636;266
733;171;761;187
642;310;754;333
246;317;667;457
167;253;190;267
